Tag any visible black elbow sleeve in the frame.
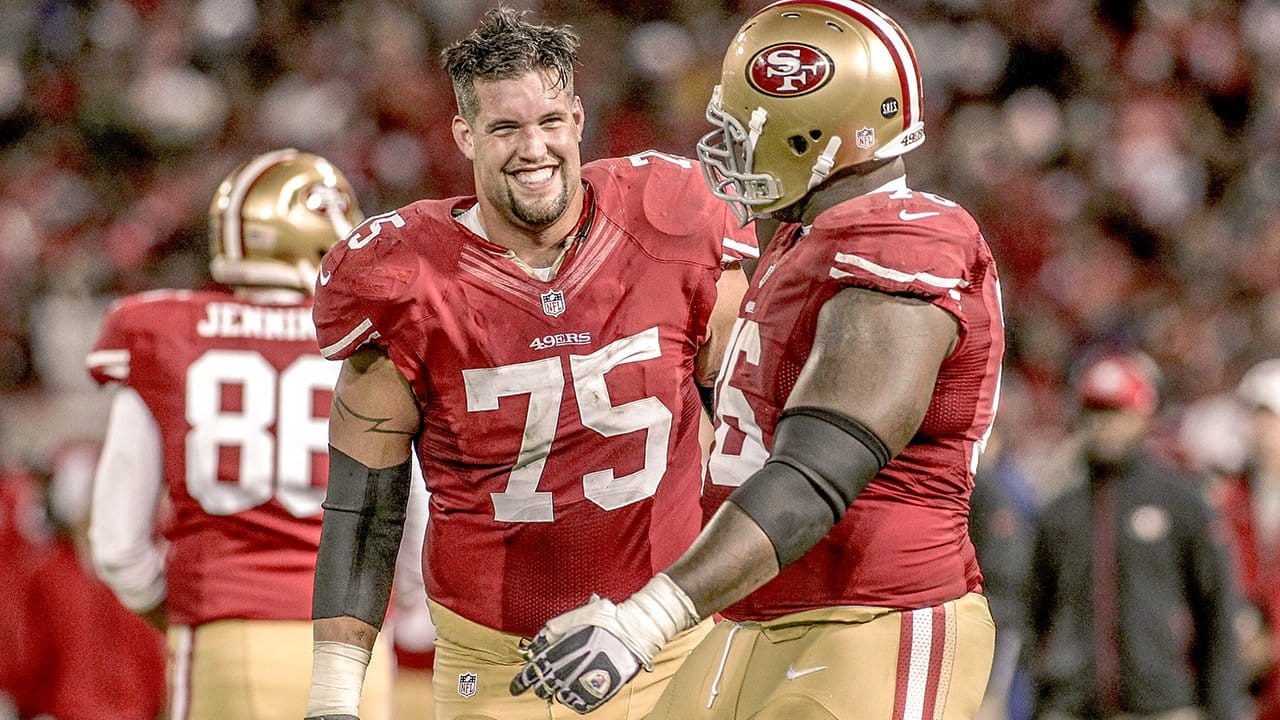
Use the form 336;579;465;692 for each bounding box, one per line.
312;447;412;630
727;406;890;569
698;383;717;418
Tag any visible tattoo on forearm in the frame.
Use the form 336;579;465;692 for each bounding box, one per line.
334;395;415;436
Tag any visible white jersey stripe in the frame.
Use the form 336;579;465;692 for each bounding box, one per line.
831;252;967;290
458;252;542;302
86;349;130;367
723;236;760;259
562;223;625;298
319;317;375;359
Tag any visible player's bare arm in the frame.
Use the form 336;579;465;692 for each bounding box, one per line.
512;286;960;710
667;286;959;615
307;346;420;719
694;265;750;391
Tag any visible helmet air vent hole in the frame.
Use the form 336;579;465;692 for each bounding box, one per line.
782;12;801;18
827;21;843;31
788;135;810;155
809;130;823;141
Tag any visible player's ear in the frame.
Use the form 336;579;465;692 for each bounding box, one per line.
572;96;584;142
453;115;476;160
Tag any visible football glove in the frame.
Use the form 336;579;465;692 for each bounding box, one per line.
510;575;700;714
511;620;642;713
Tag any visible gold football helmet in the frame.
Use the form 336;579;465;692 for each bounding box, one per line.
208;148;363;292
698;0;924;223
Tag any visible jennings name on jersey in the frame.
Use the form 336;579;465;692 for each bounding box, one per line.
706;178;1005;619
313;151;755;636
86;289;336;627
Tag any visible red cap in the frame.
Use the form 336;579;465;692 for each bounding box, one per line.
1078;355;1158;413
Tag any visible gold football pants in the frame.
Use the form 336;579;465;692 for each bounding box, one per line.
167;619;393;720
646;593;995;720
429;599;713;720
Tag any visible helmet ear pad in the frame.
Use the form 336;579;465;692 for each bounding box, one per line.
208;149;364;291
701;0;924;219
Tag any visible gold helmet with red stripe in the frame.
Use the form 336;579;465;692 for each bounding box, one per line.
208;149;363;292
698;0;924;223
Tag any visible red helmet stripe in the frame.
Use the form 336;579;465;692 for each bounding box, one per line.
758;0;920;130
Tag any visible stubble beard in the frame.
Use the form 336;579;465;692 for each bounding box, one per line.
508;170;571;229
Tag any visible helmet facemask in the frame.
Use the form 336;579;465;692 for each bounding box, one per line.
697;85;783;226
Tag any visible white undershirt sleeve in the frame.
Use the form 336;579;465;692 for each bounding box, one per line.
88;387;167;613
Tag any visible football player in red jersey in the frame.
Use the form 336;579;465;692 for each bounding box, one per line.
85;150;404;720
302;7;755;720
512;1;1005;718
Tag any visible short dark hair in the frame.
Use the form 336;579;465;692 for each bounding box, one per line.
441;6;580;122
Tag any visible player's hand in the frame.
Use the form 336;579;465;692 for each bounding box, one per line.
510;600;643;714
511;576;701;713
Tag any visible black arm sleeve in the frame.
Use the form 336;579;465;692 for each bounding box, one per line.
698;384;717;419
727;406;890;568
312;446;412;629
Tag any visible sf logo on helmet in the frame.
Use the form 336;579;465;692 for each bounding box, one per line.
749;43;833;97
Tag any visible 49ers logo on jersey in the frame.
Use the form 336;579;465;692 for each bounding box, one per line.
748;43;833;97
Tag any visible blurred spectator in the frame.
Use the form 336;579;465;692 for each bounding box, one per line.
972;420;1037;720
0;461;47;719
1222;359;1280;720
1025;354;1252;720
18;441;167;720
972;417;1034;720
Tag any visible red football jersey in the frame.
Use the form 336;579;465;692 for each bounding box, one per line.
87;290;336;626
313;151;755;636
705;181;1005;619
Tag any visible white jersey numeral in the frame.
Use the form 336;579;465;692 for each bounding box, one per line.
184;350;338;517
462;327;672;522
707;318;770;487
346;210;406;250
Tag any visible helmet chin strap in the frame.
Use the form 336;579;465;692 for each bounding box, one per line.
807;136;843;191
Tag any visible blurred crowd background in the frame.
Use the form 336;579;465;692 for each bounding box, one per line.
3;0;1280;717
3;0;1280;484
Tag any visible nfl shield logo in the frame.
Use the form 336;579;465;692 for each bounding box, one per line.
457;672;478;698
855;127;876;149
540;289;566;318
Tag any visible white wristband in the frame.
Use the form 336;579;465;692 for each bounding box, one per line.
306;641;371;717
615;573;701;668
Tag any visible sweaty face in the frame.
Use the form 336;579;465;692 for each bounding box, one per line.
456;71;584;233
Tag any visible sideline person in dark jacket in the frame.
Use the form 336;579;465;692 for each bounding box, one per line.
1026;354;1252;720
